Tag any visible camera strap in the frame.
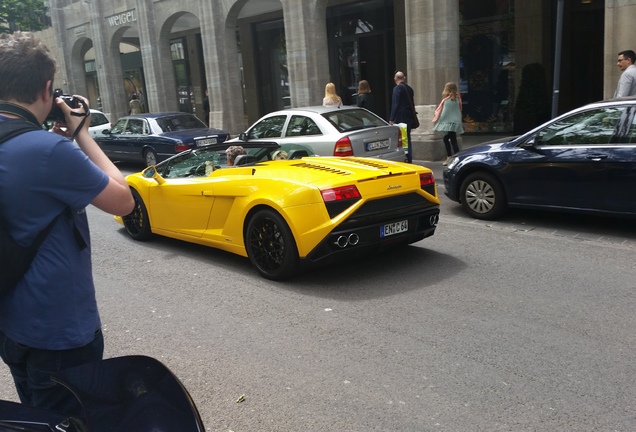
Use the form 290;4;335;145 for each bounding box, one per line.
0;102;41;128
69;98;90;140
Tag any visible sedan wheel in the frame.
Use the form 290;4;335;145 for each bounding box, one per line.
123;189;152;240
460;172;506;220
144;149;157;166
246;209;299;280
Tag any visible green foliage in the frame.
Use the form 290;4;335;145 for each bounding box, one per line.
0;0;50;33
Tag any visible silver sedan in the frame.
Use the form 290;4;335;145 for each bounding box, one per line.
232;106;406;162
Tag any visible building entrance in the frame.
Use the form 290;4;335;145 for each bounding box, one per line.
327;0;395;120
253;19;289;116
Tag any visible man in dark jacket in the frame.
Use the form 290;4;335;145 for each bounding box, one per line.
389;71;416;163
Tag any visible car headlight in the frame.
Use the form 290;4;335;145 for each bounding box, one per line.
447;156;459;170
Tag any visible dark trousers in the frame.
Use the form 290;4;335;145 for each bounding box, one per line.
443;132;459;157
0;329;104;416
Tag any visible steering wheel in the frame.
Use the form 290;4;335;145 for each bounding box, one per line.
185;163;208;177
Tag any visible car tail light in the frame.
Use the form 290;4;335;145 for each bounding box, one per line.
420;172;436;196
398;129;403;148
175;142;189;152
321;185;361;202
334;137;354;156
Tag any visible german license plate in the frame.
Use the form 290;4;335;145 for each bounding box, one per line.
366;139;389;151
196;138;216;147
380;220;408;237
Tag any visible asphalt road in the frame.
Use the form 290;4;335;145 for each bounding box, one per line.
1;161;635;431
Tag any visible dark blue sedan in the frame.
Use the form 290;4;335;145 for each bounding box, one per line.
95;112;230;166
443;98;636;220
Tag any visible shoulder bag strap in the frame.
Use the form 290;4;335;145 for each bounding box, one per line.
400;83;417;117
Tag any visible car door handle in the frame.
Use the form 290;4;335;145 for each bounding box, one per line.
586;154;608;161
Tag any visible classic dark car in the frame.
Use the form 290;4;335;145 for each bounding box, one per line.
95;112;230;166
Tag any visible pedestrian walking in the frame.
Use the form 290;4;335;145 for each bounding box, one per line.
389;71;418;163
614;50;636;97
432;82;464;165
323;82;342;107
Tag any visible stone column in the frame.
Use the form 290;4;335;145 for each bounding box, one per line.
90;2;129;120
281;0;330;107
604;0;636;98
199;1;243;134
136;0;178;115
405;0;460;161
49;0;70;93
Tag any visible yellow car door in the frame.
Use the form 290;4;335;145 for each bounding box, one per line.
147;178;214;238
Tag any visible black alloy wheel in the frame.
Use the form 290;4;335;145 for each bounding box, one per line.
246;209;299;280
459;172;506;220
123;189;152;240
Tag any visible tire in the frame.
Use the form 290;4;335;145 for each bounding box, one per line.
459;172;506;220
246;209;299;280
144;148;157;166
122;189;152;240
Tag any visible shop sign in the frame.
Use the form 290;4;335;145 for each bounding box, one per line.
107;10;137;27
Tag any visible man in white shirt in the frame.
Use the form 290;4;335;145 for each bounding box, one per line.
614;50;636;97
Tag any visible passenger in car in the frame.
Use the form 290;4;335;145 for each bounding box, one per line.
226;145;246;166
271;150;288;160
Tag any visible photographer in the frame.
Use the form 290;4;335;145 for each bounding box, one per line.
0;32;134;415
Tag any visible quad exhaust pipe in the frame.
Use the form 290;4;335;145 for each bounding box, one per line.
335;233;360;248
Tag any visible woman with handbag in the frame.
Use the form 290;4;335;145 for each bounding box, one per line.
432;82;464;165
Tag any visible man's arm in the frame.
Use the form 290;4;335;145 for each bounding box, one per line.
389;87;399;124
615;72;635;98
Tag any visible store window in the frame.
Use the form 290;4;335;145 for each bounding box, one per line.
459;0;515;133
327;0;394;119
252;19;289;115
171;38;194;114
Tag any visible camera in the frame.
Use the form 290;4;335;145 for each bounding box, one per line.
46;88;80;122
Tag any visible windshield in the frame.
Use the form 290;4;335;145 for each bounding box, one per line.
154;143;314;178
323;109;387;132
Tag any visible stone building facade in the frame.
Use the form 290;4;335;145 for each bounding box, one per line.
46;0;631;160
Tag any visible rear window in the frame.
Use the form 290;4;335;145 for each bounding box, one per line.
323;109;387;132
90;112;109;127
155;114;207;132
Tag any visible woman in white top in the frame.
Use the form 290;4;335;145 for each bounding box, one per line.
322;82;342;107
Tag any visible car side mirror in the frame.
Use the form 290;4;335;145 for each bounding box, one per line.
142;166;166;185
520;136;539;151
239;132;248;141
102;129;111;135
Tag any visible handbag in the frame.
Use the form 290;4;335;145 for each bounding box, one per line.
401;83;420;129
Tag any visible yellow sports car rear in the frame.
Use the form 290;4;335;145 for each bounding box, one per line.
116;142;440;280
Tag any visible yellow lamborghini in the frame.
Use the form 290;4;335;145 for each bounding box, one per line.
116;141;440;280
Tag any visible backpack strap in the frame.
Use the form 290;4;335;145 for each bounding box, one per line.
0;114;85;253
0;118;41;144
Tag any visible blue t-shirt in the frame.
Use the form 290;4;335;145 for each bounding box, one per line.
0;120;109;350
